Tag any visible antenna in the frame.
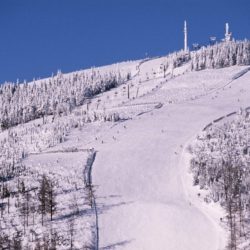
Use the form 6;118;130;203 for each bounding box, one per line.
184;20;188;52
225;22;232;42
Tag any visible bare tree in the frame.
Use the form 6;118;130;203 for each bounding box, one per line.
68;217;75;250
48;179;56;221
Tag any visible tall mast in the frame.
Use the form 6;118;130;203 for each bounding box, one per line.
225;22;232;42
184;20;188;52
225;23;229;36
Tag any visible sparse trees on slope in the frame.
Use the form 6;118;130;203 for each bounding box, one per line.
38;174;56;225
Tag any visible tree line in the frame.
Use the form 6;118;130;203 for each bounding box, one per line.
0;67;130;130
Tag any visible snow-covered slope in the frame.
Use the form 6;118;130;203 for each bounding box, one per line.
42;55;250;249
88;63;250;250
1;43;250;249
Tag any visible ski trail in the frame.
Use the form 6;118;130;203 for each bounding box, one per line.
89;67;250;250
92;105;227;250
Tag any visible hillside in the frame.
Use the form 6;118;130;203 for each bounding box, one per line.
0;40;250;249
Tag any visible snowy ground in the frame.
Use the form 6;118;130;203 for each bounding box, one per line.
24;150;95;249
50;56;250;250
1;52;250;249
0;149;96;249
88;64;249;250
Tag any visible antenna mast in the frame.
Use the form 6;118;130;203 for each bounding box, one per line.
184;20;188;52
225;22;232;42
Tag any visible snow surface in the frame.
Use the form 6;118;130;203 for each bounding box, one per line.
89;63;249;250
50;56;250;249
2;51;250;249
2;150;95;249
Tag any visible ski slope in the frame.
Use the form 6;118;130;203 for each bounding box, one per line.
4;53;250;249
89;63;250;250
38;56;246;249
47;54;250;249
1;38;250;249
38;54;250;250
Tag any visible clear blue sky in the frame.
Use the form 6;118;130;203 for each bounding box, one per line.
0;0;249;84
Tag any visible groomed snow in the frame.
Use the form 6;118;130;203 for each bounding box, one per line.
47;57;250;249
87;63;250;249
2;52;250;249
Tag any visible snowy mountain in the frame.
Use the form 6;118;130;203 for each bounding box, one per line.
0;40;250;249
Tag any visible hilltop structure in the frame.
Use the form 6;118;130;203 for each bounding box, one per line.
184;20;188;52
189;21;234;50
225;22;232;42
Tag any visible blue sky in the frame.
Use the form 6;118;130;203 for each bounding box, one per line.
0;0;249;84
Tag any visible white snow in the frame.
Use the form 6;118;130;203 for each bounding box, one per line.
1;49;250;249
87;62;250;249
45;57;250;249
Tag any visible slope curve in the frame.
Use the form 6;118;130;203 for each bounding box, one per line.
90;66;250;250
